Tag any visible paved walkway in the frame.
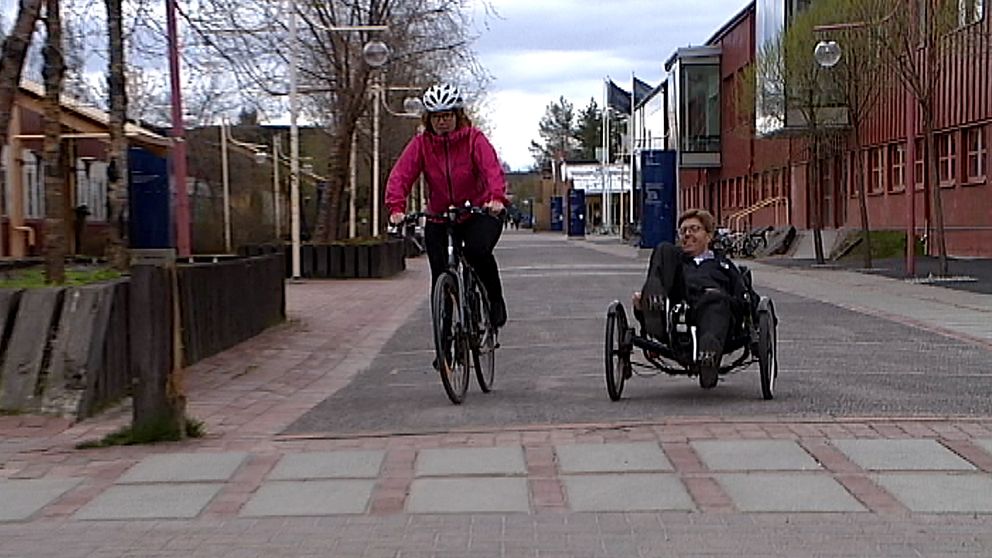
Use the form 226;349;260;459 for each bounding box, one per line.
2;234;992;556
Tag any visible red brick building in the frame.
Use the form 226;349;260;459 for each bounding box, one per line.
669;0;991;257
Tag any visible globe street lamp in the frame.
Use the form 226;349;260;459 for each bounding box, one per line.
813;40;842;68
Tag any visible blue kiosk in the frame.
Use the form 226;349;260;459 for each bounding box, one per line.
639;150;677;249
567;188;586;237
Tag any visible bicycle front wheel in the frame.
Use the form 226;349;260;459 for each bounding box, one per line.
468;273;496;392
433;272;469;404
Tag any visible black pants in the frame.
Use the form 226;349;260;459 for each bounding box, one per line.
640;243;734;354
424;213;505;314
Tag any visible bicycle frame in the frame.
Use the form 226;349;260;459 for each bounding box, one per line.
440;213;485;345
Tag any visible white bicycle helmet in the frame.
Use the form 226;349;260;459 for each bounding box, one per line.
422;83;463;113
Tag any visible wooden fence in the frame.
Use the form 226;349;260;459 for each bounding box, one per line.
0;252;285;420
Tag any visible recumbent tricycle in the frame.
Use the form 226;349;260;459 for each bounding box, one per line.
603;264;779;400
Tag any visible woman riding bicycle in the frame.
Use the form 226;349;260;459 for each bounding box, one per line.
386;83;509;329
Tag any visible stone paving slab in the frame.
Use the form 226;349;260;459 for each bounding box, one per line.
74;483;223;520
555;442;673;473
0;478;80;521
561;474;695;512
831;439;976;471
116;452;249;483
414;446;526;477
406;478;530;513
691;440;821;471
716;473;867;512
873;474;992;513
240;480;375;516
267;450;385;480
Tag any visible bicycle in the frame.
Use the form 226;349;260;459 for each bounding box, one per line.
403;203;499;404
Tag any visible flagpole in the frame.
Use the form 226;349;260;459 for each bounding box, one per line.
601;78;607;233
629;71;636;234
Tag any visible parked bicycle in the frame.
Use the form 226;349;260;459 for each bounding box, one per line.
714;227;768;259
402;203;499;404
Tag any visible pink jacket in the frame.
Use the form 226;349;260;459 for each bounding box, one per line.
385;126;508;216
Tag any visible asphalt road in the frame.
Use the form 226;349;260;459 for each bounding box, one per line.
285;232;992;436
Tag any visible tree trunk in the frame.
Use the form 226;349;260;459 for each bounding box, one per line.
42;0;66;285
811;139;825;264
315;108;357;244
922;111;948;276
105;0;129;271
852;134;872;269
0;0;44;142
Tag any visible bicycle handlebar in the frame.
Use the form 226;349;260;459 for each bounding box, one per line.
398;204;493;225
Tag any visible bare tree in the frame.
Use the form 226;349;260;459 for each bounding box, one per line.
42;0;66;284
820;0;890;269
0;0;44;143
104;0;128;270
182;0;490;241
744;1;848;264
872;0;988;275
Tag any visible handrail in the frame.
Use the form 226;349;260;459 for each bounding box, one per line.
725;196;789;233
13;225;36;246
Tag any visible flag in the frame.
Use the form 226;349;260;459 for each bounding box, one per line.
606;79;631;114
632;77;654;107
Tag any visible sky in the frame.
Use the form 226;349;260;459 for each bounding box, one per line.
467;0;751;171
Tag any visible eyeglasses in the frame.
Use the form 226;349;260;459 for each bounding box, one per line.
679;224;704;235
430;111;456;120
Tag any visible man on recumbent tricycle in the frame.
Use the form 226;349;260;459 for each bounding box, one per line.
632;208;759;389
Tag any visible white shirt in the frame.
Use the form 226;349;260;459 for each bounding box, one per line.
692;250;715;266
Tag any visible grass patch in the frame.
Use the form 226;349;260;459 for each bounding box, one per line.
0;266;122;289
75;416;205;449
839;230;925;262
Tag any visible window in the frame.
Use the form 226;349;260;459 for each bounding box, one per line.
75;158;109;222
889;143;906;192
841;151;868;199
787;0;814;23
915;138;925;190
21;149;45;219
867;148;885;194
965;126;986;182
959;0;985;26
680;64;721;153
938;133;957;186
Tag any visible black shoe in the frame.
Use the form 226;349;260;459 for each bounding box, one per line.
698;351;719;389
640;278;668;342
490;298;507;328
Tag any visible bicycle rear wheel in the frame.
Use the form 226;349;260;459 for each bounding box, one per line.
432;272;469;404
468;273;496;392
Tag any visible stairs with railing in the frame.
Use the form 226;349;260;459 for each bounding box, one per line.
724;196;790;233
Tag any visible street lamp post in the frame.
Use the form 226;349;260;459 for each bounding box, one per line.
367;78;423;237
273;134;281;239
165;0;191;256
288;0;301;278
220;121;269;253
813;23;915;277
